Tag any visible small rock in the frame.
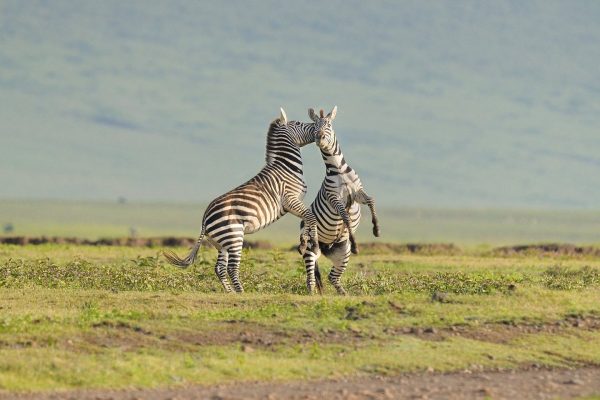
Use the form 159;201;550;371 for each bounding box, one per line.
241;345;254;353
431;291;449;303
376;388;394;399
426;366;434;373
349;325;361;334
388;300;404;311
563;378;583;385
424;327;436;334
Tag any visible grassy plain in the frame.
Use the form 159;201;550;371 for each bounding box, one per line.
1;244;600;392
4;200;600;244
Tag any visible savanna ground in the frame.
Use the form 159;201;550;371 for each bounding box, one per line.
1;243;600;399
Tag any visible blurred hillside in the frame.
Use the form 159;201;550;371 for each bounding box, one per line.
1;1;600;208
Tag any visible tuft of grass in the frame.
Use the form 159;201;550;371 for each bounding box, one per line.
542;265;600;290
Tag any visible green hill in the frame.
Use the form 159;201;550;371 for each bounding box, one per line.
1;1;600;208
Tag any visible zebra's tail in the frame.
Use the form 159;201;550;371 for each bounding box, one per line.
163;229;205;269
314;260;323;295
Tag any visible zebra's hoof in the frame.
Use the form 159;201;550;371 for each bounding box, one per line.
337;288;347;296
311;242;320;254
297;243;307;255
373;226;380;237
351;245;359;255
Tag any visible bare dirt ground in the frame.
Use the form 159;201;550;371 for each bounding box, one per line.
2;367;599;400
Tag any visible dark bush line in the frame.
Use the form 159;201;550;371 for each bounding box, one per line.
0;236;458;254
492;243;600;257
3;237;600;258
0;236;273;249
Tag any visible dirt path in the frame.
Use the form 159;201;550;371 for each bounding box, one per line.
3;367;600;400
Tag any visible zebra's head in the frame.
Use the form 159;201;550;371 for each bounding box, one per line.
271;107;318;148
309;106;337;152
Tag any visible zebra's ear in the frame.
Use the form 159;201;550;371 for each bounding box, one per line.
327;105;338;121
308;108;319;122
279;107;288;125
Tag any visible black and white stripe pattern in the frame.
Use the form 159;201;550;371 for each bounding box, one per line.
164;109;319;292
301;106;380;295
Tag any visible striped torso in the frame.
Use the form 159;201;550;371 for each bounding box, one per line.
201;121;311;250
203;165;306;242
311;146;362;245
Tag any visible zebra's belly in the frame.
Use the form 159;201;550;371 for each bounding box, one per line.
243;206;286;234
317;203;361;245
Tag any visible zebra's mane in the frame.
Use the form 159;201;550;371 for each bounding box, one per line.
265;120;305;166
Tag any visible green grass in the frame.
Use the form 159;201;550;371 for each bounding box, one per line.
5;200;600;245
1;244;600;391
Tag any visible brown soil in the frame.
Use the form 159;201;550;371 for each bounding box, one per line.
396;315;600;344
4;315;599;354
79;321;329;352
3;367;600;400
0;320;362;353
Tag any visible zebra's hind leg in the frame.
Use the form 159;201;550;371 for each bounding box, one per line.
302;247;320;295
326;240;351;295
214;249;232;292
226;243;245;293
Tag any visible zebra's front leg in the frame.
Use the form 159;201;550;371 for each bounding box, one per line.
326;240;351;295
327;193;359;254
356;188;380;237
214;249;232;292
302;248;320;295
226;245;244;293
282;195;319;254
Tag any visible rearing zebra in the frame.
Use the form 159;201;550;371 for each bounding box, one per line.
301;106;380;295
164;108;319;292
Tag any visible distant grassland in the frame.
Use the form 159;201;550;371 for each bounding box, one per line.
2;200;600;245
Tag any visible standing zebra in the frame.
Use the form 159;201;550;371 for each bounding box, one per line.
164;108;319;293
301;107;380;295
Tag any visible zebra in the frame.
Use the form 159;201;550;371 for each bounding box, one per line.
301;107;380;295
164;108;320;293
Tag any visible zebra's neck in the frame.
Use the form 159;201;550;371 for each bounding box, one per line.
321;138;351;176
265;121;314;175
